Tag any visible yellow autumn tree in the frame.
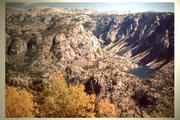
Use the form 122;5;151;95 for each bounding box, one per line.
5;86;35;117
97;98;117;117
39;73;96;117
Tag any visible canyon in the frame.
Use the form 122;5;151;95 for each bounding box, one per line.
5;7;174;117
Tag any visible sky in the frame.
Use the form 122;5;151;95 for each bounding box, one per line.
6;2;174;12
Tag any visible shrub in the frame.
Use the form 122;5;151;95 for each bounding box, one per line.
96;98;117;117
39;73;96;117
5;87;36;117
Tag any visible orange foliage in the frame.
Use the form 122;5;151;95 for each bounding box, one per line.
97;98;117;117
39;72;96;117
5;87;35;117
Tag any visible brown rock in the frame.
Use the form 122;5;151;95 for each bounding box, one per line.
128;110;135;115
142;111;151;118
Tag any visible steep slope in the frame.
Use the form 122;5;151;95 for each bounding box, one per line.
91;12;174;69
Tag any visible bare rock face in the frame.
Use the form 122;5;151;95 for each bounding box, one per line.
93;12;174;69
96;61;107;70
7;39;27;55
50;24;100;61
51;33;75;60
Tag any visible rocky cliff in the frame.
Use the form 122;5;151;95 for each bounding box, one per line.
88;12;174;69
